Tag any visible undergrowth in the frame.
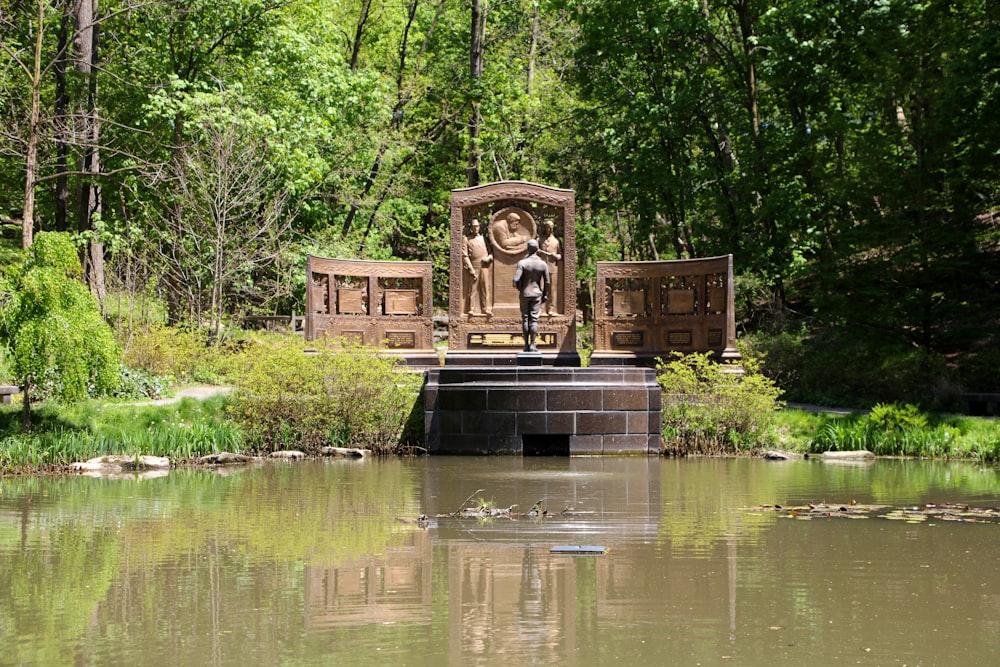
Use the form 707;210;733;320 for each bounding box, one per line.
657;351;784;456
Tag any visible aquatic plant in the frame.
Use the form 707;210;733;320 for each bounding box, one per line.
0;395;239;473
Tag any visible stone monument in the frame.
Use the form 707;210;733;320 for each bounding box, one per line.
305;255;437;366
590;255;741;366
446;181;578;365
425;181;662;455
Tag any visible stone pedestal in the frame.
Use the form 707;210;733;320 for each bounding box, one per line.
423;367;662;455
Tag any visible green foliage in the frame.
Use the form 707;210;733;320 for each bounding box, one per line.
113;365;171;400
742;323;963;409
1;0;998;406
806;405;1000;463
119;323;245;385
657;351;784;456
868;403;928;433
0;233;120;402
228;338;422;454
0;395;240;473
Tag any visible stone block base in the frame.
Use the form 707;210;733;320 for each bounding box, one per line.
424;367;662;455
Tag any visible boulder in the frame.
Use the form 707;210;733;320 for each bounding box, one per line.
320;446;368;458
764;450;803;460
819;450;875;460
198;452;253;465
72;455;171;473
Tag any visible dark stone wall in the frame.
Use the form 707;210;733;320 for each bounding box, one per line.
424;368;662;455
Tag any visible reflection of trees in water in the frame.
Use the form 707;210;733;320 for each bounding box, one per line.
0;462;423;665
517;548;551;654
657;458;1000;554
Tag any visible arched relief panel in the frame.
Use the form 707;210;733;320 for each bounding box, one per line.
447;181;577;363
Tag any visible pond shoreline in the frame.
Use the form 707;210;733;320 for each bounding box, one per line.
2;391;998;477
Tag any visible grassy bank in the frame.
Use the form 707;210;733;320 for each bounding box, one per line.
2;325;999;474
2;388;999;475
772;407;1000;463
0;394;241;474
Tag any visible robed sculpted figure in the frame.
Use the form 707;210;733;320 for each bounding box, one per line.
491;211;532;253
512;239;550;352
461;219;493;316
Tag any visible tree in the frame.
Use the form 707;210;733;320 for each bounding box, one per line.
0;0;56;249
149;111;292;338
0;231;120;429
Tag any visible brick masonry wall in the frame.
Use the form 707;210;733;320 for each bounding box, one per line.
424;368;662;455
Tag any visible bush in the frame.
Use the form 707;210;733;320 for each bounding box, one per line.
657;351;784;456
0;232;121;408
808;403;1000;460
227;337;423;454
119;324;254;385
744;325;961;409
120;324;212;383
114;365;171;400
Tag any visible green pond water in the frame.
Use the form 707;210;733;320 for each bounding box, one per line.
1;457;998;666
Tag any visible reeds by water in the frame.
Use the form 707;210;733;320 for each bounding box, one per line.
0;395;242;473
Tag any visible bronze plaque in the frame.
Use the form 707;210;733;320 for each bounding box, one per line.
666;289;695;314
707;286;725;312
384;289;418;315
384;330;417;349
341;330;365;344
708;329;723;346
612;290;645;316
468;332;557;348
337;288;366;314
611;331;645;348
667;330;693;346
310;277;329;313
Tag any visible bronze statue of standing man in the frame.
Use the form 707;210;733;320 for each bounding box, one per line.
512;239;550;352
462;219;493;316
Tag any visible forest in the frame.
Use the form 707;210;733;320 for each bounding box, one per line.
1;0;998;405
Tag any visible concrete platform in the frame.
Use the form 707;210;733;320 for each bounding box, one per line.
423;367;662;455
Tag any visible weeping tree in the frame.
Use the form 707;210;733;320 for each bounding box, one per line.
0;231;120;430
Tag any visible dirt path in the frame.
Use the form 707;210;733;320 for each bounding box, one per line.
129;385;232;406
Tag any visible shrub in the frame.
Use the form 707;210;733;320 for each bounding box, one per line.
227;337;423;454
119;324;255;385
114;365;171;400
0;232;121;420
120;324;212;383
656;351;784;456
744;324;960;409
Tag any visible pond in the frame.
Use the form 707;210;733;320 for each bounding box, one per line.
1;457;998;666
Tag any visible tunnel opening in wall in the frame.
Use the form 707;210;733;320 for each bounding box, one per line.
523;434;570;456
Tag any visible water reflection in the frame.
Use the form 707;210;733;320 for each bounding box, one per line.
1;458;999;666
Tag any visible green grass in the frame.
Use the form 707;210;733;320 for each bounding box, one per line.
0;395;243;474
772;407;1000;463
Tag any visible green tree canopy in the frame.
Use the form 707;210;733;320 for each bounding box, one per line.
0;232;120;425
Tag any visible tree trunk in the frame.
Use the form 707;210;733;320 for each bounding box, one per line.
21;377;32;432
349;0;372;71
22;0;47;250
55;7;71;232
467;0;486;187
75;0;106;306
526;1;538;97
